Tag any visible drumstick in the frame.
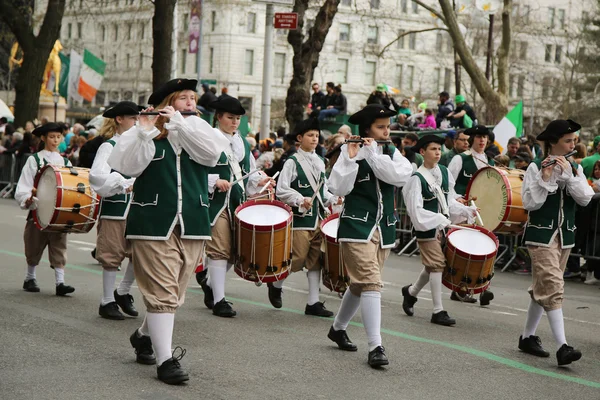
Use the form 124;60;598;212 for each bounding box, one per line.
259;171;279;194
301;180;324;217
230;169;260;186
448;224;480;232
470;200;484;226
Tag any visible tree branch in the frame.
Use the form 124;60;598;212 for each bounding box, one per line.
496;0;512;97
412;0;445;23
36;0;67;51
377;27;447;58
0;0;35;52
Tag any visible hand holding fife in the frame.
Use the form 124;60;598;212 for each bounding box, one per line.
346;135;362;159
139;107;157;130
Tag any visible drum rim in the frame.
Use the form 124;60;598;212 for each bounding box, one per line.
465;166;514;232
234;199;293;231
32;165;62;231
320;213;340;243
446;225;499;260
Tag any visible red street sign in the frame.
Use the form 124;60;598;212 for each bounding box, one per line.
274;12;298;30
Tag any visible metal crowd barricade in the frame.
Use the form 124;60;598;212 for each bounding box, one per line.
571;198;600;261
0;153;16;198
395;187;419;257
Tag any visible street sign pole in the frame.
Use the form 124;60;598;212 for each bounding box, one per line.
260;3;274;140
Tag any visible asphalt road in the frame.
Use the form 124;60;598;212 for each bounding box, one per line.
0;199;599;400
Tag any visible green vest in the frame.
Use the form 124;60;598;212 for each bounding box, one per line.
523;160;577;248
414;165;450;240
208;135;251;225
125;139;211;240
338;146;397;247
454;152;495;196
289;153;326;230
98;140;132;220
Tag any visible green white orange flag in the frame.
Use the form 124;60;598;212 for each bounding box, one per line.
77;49;106;102
493;101;523;153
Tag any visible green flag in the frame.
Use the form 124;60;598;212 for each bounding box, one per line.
58;52;70;99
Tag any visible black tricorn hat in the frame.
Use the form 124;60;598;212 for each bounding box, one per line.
536;119;581;141
209;95;246;115
148;78;198;106
412;134;445;152
32;122;62;137
102;101;144;118
464;125;491;136
285;118;320;143
348;104;396;137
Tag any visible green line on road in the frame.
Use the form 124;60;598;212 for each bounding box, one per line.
2;248;600;389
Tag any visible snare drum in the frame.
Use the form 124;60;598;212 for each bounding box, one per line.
443;226;498;294
32;165;100;233
234;199;293;283
320;213;349;293
466;166;527;234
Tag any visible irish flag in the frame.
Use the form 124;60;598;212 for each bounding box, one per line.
493;101;523;153
77;49;106;102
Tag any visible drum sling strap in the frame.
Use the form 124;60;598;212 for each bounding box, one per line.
33;153;69;171
294;152;326;211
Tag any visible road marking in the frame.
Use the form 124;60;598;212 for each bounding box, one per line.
1;248;600;389
68;240;96;246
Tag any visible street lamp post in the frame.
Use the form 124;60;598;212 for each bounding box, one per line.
52;92;60;122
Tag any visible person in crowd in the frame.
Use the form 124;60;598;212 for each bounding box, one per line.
256;138;275;169
337;124;352;139
573;143;587;165
198;83;218;117
309;82;325;115
506;137;520;168
418;109;437;129
435;91;454;128
397;99;412;125
514;152;532;170
439;130;469;167
448;95;476;128
494;154;510;168
581;136;600;178
366;84;400;112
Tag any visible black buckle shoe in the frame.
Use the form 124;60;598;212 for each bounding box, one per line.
305;302;334;317
431;310;456;326
129;329;156;365
327;326;357;351
91;248;96;260
195;269;207;286
479;290;494;306
557;344;582;366
368;346;389;368
267;283;283;309
114;290;139;317
99;302;125;320
212;298;237;317
450;291;477;303
518;335;550;357
200;277;214;310
56;283;75;296
23;279;40;292
157;347;189;385
401;285;418;316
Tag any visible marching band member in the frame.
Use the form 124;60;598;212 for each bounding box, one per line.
271;118;340;316
519;119;592;366
447;125;494;306
326;104;412;368
400;134;477;326
108;79;229;384
200;96;274;317
90;101;141;320
15;123;75;296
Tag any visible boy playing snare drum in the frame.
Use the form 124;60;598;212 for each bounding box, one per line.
401;134;477;326
15;123;75;296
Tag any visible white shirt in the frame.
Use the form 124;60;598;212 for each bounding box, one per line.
107;112;229;177
89;133;135;198
403;165;476;233
15;150;72;210
327;141;413;197
448;148;489;182
276;148;336;208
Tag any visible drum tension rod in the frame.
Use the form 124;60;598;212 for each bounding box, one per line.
72;203;81;214
76;183;86;193
69;168;79;176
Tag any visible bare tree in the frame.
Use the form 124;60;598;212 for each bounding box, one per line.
285;0;341;130
152;0;177;92
0;0;66;127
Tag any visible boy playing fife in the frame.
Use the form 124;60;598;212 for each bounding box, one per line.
401;134;477;326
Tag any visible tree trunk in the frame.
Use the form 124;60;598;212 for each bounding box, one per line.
0;0;66;127
152;0;177;92
285;0;340;131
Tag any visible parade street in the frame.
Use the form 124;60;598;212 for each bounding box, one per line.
0;199;599;400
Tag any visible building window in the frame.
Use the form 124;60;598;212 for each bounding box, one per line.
67;23;72;38
367;26;378;44
247;12;256;33
209;47;214;73
370;0;379;9
114;24;119;41
211;11;217;32
101;25;106;42
557;9;565;29
446;34;453;53
412;0;419;14
96;91;106;106
339;23;350;42
183;13;189;32
341;0;351;6
409;33;416;50
517;75;525;97
127;23;132;40
434;67;441;91
444;68;452;91
365;61;376;86
401;0;408;13
245;49;254;76
113;53;118;68
79;0;83;8
140;23;146;40
555;45;562;63
405;65;414;90
274;53;286;84
77;22;82;39
542;77;551;97
397;29;405;49
139;52;144;68
239;97;253;120
519;41;527;60
522;5;530;24
337;58;349;84
548;7;555;28
181;49;187;74
396;64;403;88
509;74;515;97
435;33;443;52
126;53;130;68
545;44;552;62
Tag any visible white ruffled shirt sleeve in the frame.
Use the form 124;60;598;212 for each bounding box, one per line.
235;134;262;196
322;144;358;197
447;170;477;224
362;142;412;187
90;141;134;197
107;124;160;177
402;174;451;232
448;154;462;181
276;157;304;207
15;156;39;210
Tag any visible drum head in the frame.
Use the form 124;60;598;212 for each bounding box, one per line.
466;167;509;232
321;216;339;240
447;229;497;256
237;204;290;226
35;167;58;229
